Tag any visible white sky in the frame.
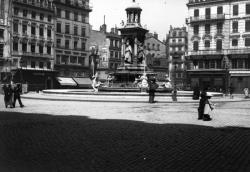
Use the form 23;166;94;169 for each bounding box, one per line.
89;0;188;41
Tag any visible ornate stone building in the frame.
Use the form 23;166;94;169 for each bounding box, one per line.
167;26;188;89
0;0;11;82
186;0;250;92
1;0;56;90
54;0;92;79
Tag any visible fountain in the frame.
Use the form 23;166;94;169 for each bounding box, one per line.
98;0;171;92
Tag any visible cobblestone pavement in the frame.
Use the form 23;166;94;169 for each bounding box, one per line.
0;95;250;171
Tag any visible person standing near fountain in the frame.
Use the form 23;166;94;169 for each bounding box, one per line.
148;77;159;103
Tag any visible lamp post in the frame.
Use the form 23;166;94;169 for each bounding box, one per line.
223;55;230;96
174;63;177;90
89;45;99;77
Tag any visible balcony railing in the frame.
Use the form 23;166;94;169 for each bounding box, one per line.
187;14;225;24
169;42;185;46
13;0;54;10
54;0;92;11
189;48;250;55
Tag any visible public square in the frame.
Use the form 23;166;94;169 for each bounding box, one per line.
1;94;250;171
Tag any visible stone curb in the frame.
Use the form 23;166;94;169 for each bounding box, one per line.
22;94;250;104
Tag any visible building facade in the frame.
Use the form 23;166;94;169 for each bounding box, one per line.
4;0;56;91
0;0;12;82
89;24;121;81
187;0;250;93
54;0;92;78
144;32;168;81
168;26;188;88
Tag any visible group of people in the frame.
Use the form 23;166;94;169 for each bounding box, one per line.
2;83;24;108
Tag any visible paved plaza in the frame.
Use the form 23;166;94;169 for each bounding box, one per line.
0;94;250;171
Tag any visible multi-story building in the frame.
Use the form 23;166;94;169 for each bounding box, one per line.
6;0;55;90
89;24;121;81
106;27;122;73
54;0;92;78
186;0;250;93
167;26;188;89
0;0;12;82
144;32;168;81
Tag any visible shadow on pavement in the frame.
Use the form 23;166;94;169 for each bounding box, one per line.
0;111;250;172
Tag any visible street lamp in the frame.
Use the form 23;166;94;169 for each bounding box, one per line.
222;55;230;95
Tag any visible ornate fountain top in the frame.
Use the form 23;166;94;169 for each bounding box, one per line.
126;0;142;11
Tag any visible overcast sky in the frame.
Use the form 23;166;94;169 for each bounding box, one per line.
89;0;188;41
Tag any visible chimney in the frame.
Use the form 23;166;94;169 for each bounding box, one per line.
153;32;158;39
100;15;107;33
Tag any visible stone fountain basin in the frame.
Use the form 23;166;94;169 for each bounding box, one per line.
42;89;223;97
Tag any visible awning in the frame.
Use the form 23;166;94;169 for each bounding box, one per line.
73;77;92;87
56;77;77;86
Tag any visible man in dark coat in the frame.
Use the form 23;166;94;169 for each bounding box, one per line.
13;84;24;108
148;78;158;103
198;90;206;120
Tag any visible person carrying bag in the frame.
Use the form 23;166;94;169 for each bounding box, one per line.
203;92;215;121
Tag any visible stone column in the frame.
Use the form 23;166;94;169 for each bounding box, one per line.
121;38;125;66
134;37;138;65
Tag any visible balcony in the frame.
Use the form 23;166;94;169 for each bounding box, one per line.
169;42;185;46
170;51;185;56
13;0;54;11
189;48;250;56
187;14;225;24
54;0;92;12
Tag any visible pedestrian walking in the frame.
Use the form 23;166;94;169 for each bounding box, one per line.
13;83;24;108
148;78;158;103
203;92;214;121
192;84;200;100
172;89;177;102
2;84;9;108
198;90;206;120
4;84;14;108
229;83;234;99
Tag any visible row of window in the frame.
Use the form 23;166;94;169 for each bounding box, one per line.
193;4;250;17
13;20;52;38
13;42;52;54
193;59;250;69
193;39;222;51
193;38;250;51
170;46;185;52
56;23;86;37
170;38;185;43
110;39;120;48
194;60;222;69
193;20;250;35
146;43;161;51
193;23;223;35
56;39;86;51
170;30;186;37
56;8;88;23
110;51;120;59
14;7;52;22
21;59;51;69
56;55;85;65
